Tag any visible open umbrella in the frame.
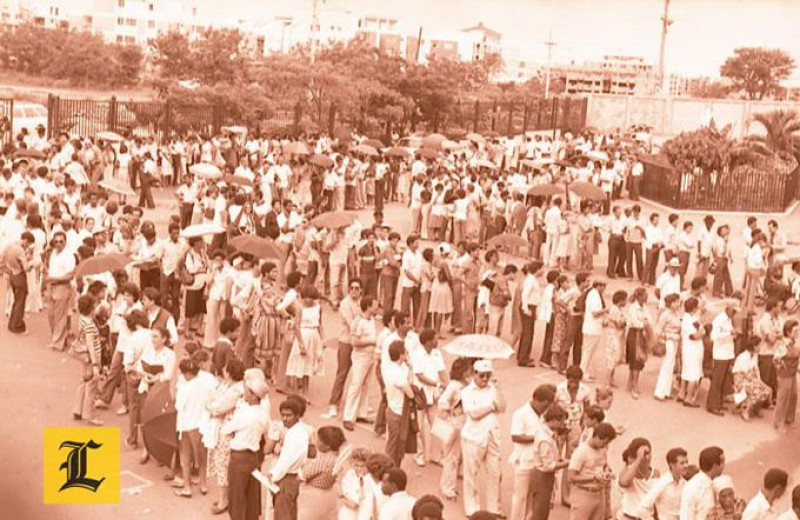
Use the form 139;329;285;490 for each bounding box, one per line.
554;159;573;168
443;334;515;360
441;139;461;151
475;159;497;170
569;181;606;201
351;144;379;157
363;139;383;149
223;174;254;188
12;148;47;160
222;125;248;135
419;148;438;160
309;153;334;169
487;233;529;250
98;179;136;198
140;382;177;466
421;133;447;150
230;235;287;260
311;211;357;229
284;141;312;155
466;132;486;144
528;184;564;196
189;163;222;180
181;223;226;238
586;150;610;162
75;253;131;277
385;147;411;159
95;131;125;142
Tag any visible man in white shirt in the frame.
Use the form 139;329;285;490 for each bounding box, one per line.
270;398;310;520
776;485;800;520
384;341;415;467
680;446;725;520
636;447;688;520
47;230;76;352
410;328;446;466
607;205;627;278
580;277;608;381
159;223;186;320
656;258;682;309
742;468;788;520
461;359;506;517
706;303;738;415
399;235;422;319
509;384;556;520
696;215;716;281
518;261;542;367
630;158;644;200
224;377;270;520
379;467;416;520
543;198;562;268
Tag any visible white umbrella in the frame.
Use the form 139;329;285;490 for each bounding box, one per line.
96;131;125;142
442;334;515;359
189;163;222;179
180;223;225;238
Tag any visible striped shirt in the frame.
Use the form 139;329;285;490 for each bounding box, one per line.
75;315;102;366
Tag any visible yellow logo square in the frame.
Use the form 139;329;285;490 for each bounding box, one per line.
43;427;120;504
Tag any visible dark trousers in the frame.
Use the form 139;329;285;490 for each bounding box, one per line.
712;258;734;298
8;272;28;333
374;365;387;434
228;450;262;520
400;286;420;320
626;242;644;280
328;343;353;407
607;235;626;277
644;247;661;284
539;319;555;365
560;315;584;371
139;267;160;292
130;159;141;189
179;203;194;229
273;474;300;520
518;309;536;365
629;176;640;200
374;179;385;214
361;273;378;300
138;182;155;209
381;275;398;312
530;469;556;520
385;408;404;467
99;351;128;407
706;359;733;412
758;354;777;404
160;273;181;321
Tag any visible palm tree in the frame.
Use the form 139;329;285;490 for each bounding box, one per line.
747;109;800;162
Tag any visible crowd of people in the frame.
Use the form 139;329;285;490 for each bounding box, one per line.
1;123;799;520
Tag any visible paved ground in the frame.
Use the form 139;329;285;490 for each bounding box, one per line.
2;188;800;519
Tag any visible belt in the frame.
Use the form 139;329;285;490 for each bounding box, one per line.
50;280;71;286
574;485;603;493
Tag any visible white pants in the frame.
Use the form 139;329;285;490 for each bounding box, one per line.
510;467;535;520
342;349;373;422
654;339;677;399
488;305;506;337
580;333;602;378
462;431;502;516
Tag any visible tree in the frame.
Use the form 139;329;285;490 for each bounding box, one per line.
151;31;194;80
691;79;731;99
192;28;246;85
747;109;800;163
720;47;795;100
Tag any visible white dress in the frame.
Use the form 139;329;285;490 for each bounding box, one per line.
285;303;324;378
680;314;704;382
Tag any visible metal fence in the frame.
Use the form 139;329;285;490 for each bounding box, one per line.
0;98;13;148
640;155;800;213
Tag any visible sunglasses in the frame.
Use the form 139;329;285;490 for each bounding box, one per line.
52;240;65;245
350;286;361;291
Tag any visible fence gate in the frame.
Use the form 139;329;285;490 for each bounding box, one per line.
0;98;13;149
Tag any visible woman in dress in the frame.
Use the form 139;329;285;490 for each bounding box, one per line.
336;447;372;520
437;358;471;501
773;319;800;432
297;426;347;520
134;326;176;465
555;212;572;269
182;237;209;339
206;357;246;515
428;245;454;338
743;231;768;313
731;337;772;421
117;143;131;186
203;250;232;348
603;290;628;388
678;297;706;407
285;286;324;401
653;293;682;401
252;262;284;384
625;287;651;399
551;275;573;373
415;247;435;330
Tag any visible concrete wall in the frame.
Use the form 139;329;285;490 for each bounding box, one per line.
585;93;800;138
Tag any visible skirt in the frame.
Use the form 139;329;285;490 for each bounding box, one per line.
551;309;569;354
734;371;772;408
286;328;324;378
185;288;207;318
681;342;704;382
428;280;453;314
253;314;284;370
209;433;233;487
625;328;646;370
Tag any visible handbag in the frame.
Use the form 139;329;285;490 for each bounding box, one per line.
431;416;456;445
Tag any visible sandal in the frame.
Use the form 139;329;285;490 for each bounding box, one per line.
174;489;193;498
211;503;228;515
200;487;208;496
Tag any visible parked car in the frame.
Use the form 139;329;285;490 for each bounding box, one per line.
11;102;48;136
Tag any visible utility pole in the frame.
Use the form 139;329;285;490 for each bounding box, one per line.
310;0;322;64
544;29;556;99
415;26;423;64
657;0;673;95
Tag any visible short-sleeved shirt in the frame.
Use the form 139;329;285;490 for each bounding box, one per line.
410;347;445;404
509;403;541;470
582;288;605;335
460;382;500;445
568;442;607;486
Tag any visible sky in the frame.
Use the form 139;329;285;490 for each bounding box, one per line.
45;0;800;79
198;0;800;78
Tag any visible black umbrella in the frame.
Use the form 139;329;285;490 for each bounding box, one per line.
140;382;177;466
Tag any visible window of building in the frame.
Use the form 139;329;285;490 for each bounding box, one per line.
117;17;124;25
116;35;123;43
148;20;155;29
148;3;154;11
127;18;136;26
118;0;125;7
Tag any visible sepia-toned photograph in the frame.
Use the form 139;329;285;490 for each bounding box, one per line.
1;1;799;519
